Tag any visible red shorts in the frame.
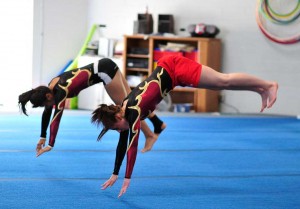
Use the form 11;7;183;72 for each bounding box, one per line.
157;55;202;88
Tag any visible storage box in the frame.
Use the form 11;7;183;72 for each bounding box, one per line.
127;58;148;68
173;103;193;112
184;51;198;62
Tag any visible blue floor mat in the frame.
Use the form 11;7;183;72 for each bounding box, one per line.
1;111;300;209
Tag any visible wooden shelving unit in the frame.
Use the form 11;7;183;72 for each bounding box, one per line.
123;35;222;112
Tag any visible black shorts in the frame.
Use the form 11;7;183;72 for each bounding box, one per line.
93;58;119;85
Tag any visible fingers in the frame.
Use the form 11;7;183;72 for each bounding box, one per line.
261;82;278;112
261;96;278;112
36;149;46;157
101;175;118;190
118;178;130;198
260;105;265;113
267;82;278;109
36;146;52;157
36;150;43;157
36;143;44;152
36;138;46;152
101;177;129;198
267;97;277;108
118;188;127;198
101;181;112;190
260;98;268;113
36;144;42;152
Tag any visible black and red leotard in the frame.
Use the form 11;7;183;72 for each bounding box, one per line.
111;55;203;179
41;58;118;147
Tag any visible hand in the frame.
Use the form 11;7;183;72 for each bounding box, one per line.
101;174;118;190
36;146;52;157
118;178;130;198
36;138;46;152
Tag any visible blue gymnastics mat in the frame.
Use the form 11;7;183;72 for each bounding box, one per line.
1;110;300;209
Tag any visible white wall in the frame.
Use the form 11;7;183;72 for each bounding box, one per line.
0;0;33;111
87;0;300;116
37;0;88;85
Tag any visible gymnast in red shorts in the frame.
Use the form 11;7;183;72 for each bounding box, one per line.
91;55;278;198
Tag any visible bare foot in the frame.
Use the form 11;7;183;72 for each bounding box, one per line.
141;134;158;153
260;82;278;112
141;123;167;153
267;82;278;108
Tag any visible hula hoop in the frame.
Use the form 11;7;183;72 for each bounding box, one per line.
260;0;300;24
266;0;300;18
256;0;300;44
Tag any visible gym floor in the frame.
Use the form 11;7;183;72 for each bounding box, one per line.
1;110;300;209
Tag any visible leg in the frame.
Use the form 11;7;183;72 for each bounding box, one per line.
147;112;166;134
105;70;166;152
198;65;278;112
141;112;167;153
104;70;131;105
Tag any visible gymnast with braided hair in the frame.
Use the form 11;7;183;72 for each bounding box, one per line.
18;58;166;157
91;55;278;198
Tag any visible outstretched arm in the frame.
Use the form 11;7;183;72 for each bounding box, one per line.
118;115;141;198
101;112;141;198
37;93;66;157
40;106;52;139
37;106;52;150
101;130;129;189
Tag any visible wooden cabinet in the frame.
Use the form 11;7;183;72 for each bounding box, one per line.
123;35;222;112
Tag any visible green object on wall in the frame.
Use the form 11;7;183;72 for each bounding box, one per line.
65;24;100;109
69;96;78;109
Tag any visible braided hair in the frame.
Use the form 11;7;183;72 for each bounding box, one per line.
18;86;51;116
91;104;121;141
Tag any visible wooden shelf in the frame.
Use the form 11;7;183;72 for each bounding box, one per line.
123;35;222;112
173;87;198;92
127;54;149;58
126;68;149;73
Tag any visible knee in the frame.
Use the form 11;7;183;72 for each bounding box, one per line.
98;58;117;71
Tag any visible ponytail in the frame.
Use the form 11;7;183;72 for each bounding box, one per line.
18;86;51;116
18;89;34;116
91;104;121;141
